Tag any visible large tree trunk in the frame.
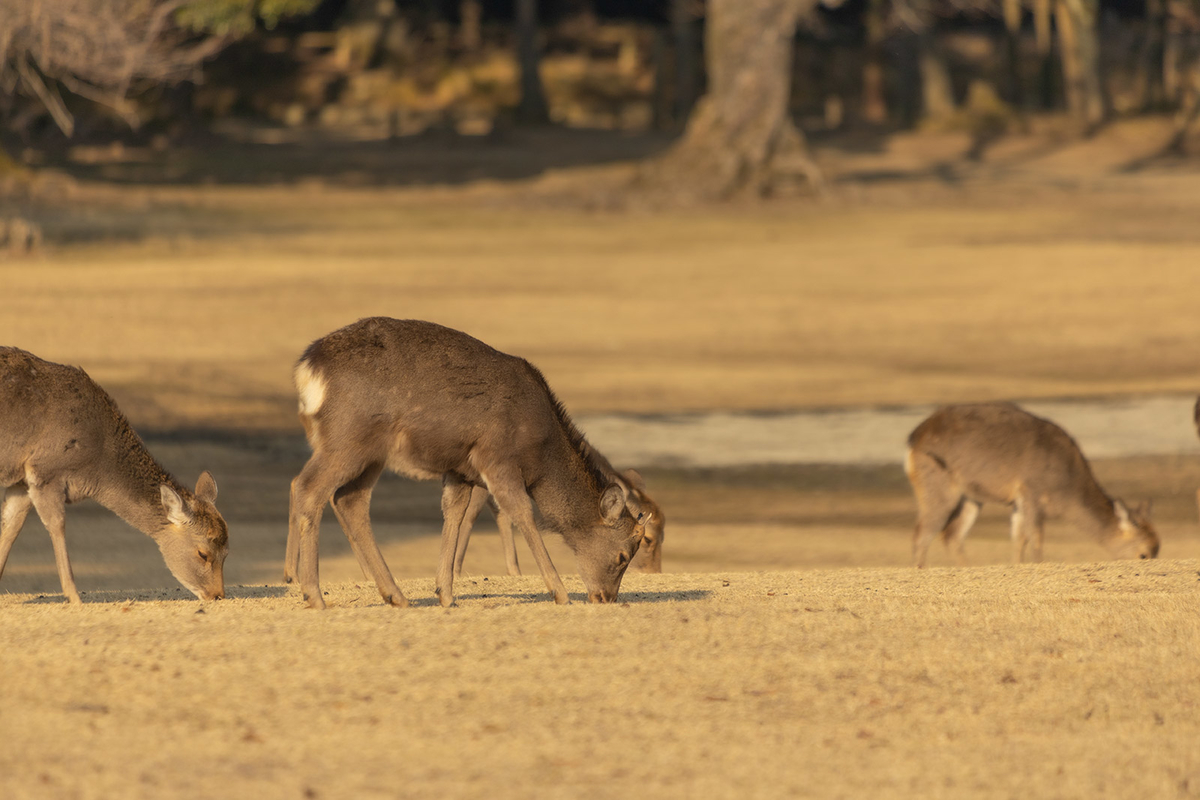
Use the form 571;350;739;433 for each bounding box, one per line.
640;0;821;201
1056;0;1105;127
515;0;550;124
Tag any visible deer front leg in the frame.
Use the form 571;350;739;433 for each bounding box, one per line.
0;486;33;583
486;471;568;604
1028;511;1046;563
28;482;80;605
494;503;521;577
1009;498;1030;563
436;478;474;607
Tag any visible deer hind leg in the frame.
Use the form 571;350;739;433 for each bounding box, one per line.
0;486;33;583
452;485;491;578
26;481;80;604
331;461;407;608
290;454;364;609
906;449;964;568
485;468;568;604
435;477;475;607
1008;493;1040;563
943;499;981;566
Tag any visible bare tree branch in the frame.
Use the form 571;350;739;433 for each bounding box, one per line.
16;56;74;135
0;0;227;132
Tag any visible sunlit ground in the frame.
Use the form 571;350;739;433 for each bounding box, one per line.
2;119;1200;797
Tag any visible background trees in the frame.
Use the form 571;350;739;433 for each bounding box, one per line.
0;0;318;137
3;0;1200;189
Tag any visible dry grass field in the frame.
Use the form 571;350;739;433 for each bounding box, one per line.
2;121;1200;798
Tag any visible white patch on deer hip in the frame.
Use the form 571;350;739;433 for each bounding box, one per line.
294;361;327;415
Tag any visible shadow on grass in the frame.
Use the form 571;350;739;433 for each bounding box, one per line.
450;589;713;605
360;588;714;607
19;584;291;605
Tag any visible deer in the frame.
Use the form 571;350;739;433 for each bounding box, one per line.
0;347;228;603
450;468;665;577
284;317;645;610
1193;396;1200;525
906;401;1159;568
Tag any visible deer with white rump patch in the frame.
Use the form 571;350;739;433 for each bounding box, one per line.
284;318;645;609
906;402;1159;567
0;347;228;603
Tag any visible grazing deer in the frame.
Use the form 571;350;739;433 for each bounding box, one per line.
284;318;644;609
1193;396;1200;524
0;347;228;603
451;468;665;577
906;402;1159;567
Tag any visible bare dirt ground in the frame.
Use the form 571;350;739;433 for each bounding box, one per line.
2;119;1200;798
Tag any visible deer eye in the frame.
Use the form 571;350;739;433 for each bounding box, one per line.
198;550;211;564
617;552;629;567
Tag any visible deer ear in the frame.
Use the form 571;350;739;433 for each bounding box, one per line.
600;483;625;525
622;468;647;493
195;471;218;504
1136;500;1153;519
161;485;192;527
1114;500;1130;524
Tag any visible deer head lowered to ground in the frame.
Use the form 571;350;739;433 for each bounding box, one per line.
284;317;645;609
448;467;665;579
0;347;228;603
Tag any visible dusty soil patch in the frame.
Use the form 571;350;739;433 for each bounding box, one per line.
1;563;1197;799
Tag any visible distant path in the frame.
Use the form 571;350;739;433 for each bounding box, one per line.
578;395;1200;468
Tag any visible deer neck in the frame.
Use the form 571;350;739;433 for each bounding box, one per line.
1061;480;1121;542
91;428;181;538
528;435;604;535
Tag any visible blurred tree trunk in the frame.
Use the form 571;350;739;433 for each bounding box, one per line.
919;31;955;122
673;0;700;123
640;0;822;200
1034;0;1059;109
1163;11;1183;103
515;0;550;124
1056;0;1105;126
1002;0;1024;107
1137;0;1167;110
861;0;888;124
460;0;482;52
